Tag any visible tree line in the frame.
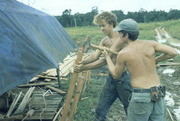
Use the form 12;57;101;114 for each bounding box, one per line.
55;7;180;27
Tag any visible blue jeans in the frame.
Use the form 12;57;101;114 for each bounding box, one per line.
127;91;166;121
95;71;132;121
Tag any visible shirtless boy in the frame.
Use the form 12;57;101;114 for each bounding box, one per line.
74;12;132;121
103;18;177;121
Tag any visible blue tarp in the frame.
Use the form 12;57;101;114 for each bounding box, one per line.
0;0;77;96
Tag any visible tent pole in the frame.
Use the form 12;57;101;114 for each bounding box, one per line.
56;65;61;88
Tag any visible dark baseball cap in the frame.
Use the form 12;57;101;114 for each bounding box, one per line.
113;18;138;32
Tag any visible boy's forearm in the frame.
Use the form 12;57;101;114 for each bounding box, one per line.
155;53;177;63
82;55;98;64
105;56;115;74
155;43;178;63
82;58;106;70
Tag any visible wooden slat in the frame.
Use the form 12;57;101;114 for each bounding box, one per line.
18;82;58;87
45;85;66;95
36;75;57;79
14;87;35;114
6;92;23;117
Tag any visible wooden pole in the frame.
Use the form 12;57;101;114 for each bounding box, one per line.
57;65;61;87
60;51;83;121
68;72;85;121
86;70;91;85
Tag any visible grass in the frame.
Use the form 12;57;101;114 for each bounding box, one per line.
62;19;180;121
65;26;104;47
65;19;180;44
139;19;180;40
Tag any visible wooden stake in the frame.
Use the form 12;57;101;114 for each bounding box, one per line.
68;72;85;121
60;51;83;121
86;70;91;85
57;65;61;87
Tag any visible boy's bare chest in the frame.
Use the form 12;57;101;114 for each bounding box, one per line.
102;38;113;48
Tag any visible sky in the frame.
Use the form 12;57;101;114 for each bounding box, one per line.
17;0;180;16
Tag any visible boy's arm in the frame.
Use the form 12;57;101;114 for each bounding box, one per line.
80;38;105;64
103;50;125;80
154;42;178;63
74;57;106;72
81;49;102;64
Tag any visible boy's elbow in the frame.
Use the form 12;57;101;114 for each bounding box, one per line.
171;50;178;58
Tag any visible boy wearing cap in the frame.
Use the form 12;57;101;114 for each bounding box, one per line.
103;18;177;121
74;12;132;120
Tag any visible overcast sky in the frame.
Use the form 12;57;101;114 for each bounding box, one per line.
17;0;180;16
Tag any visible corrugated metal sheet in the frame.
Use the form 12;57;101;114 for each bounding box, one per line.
0;0;77;96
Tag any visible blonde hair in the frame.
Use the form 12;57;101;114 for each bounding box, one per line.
93;11;117;28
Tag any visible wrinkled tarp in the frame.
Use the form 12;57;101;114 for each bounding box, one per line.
0;0;77;96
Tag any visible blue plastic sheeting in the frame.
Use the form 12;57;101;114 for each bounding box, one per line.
0;0;77;96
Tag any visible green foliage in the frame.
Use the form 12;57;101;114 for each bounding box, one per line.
56;9;180;27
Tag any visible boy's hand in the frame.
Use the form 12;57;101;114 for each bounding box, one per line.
74;64;84;72
102;48;109;58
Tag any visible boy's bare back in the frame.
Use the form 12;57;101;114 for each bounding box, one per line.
119;40;160;88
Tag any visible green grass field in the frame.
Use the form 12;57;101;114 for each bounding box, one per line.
65;19;180;46
62;20;180;121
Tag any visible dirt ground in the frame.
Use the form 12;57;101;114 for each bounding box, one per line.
155;27;180;121
158;66;180;121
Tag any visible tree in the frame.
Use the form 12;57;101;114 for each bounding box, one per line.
56;8;180;27
61;9;74;27
167;9;180;20
112;10;125;22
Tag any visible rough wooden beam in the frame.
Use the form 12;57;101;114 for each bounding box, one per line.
14;87;35;114
45;85;66;95
18;82;58;87
6;92;23;117
60;51;83;121
68;72;85;121
36;75;57;80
